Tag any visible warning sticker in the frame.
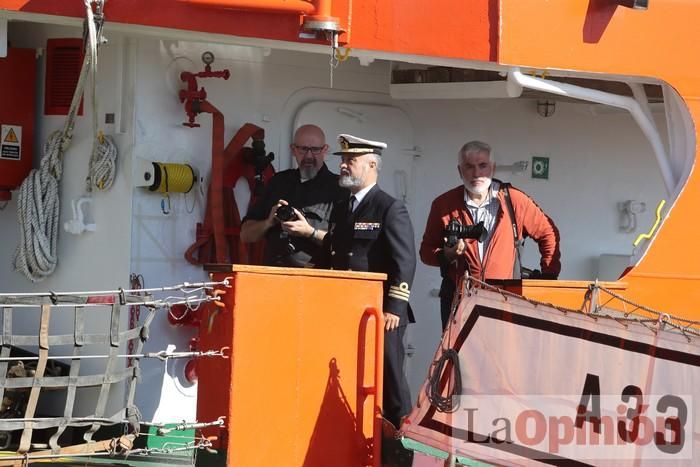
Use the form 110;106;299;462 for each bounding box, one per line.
1;125;22;160
4;128;19;143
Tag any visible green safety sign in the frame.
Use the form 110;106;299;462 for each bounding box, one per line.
531;156;549;179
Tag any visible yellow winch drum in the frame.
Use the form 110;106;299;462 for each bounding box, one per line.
148;162;196;194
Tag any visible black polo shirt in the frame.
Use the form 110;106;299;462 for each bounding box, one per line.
244;164;347;267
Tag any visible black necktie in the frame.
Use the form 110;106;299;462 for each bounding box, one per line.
347;195;356;220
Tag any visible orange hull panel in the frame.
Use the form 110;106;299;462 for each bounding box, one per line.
199;265;386;466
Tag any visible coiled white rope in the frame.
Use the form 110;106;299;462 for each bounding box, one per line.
13;0;111;282
14;134;64;281
85;0;117;192
88;134;117;191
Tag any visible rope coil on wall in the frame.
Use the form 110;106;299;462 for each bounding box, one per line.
88;132;118;191
85;1;117;193
14;0;106;282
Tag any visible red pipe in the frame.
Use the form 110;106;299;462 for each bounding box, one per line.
198;100;228;264
183;0;317;15
357;307;383;467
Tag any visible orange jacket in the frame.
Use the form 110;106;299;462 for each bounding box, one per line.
419;183;561;282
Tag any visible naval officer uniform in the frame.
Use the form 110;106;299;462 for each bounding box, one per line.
316;134;416;430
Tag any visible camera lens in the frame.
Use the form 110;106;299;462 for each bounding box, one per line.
276;205;296;222
444;219;487;246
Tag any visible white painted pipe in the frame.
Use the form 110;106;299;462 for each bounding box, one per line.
506;70;523;98
509;68;675;196
0;17;7;58
628;82;657;127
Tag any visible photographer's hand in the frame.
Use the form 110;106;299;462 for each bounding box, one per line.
443;237;465;262
281;208;326;244
267;200;288;227
240;199;285;243
282;211;310;235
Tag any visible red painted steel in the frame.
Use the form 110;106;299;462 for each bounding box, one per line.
0;48;36;201
44;38;84;116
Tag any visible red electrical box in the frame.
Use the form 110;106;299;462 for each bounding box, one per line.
0;48;37;202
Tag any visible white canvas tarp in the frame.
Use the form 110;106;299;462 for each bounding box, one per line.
402;288;700;466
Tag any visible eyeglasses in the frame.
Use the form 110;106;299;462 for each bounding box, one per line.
293;145;325;155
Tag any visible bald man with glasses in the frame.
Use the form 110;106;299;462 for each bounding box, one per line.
241;124;348;267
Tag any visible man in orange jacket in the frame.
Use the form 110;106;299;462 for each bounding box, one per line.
420;140;561;330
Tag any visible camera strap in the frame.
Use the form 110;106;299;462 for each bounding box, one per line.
501;183;524;279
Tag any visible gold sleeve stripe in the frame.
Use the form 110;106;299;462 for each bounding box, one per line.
388;291;410;302
388;284;411;301
389;283;410;293
388;288;410;299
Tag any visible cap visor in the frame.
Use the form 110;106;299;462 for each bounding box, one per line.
333;148;381;156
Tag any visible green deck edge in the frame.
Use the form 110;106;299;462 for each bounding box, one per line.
145;424;194;450
401;437;495;467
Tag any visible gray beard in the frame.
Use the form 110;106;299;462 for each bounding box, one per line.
339;174;362;189
465;177;492;195
299;166;319;180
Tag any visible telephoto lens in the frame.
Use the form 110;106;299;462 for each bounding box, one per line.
444;219;487;247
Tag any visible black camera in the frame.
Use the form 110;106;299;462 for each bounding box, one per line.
274;204;300;255
243;139;275;196
275;204;298;222
444;219;487;247
520;267;556;280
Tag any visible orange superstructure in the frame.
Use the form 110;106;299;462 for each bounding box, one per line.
0;0;496;61
497;0;700;319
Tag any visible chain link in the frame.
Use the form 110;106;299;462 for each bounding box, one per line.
328;30;339;88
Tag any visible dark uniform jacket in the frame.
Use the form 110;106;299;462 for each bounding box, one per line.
244;164;347;267
317;185;416;324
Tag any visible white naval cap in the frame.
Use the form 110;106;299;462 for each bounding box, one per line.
333;134;387;156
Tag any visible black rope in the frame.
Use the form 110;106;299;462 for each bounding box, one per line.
426;348;461;413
